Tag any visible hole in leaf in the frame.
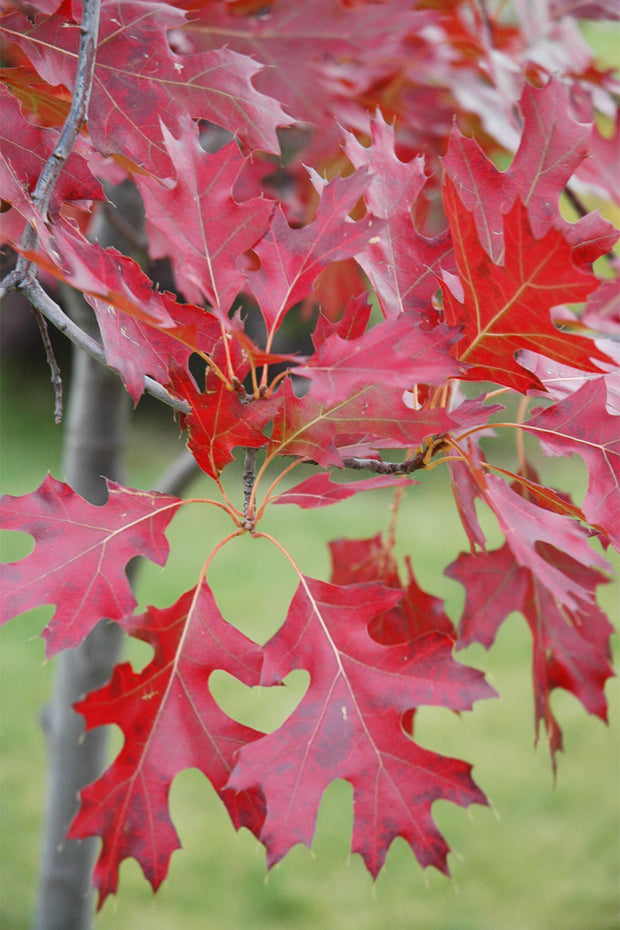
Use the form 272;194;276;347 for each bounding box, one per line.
209;668;310;733
0;530;34;562
123;633;155;674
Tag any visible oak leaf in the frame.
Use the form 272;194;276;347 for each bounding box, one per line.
227;577;493;875
69;583;265;909
0;0;293;173
442;180;611;391
0;476;181;655
448;543;614;766
133;116;274;313
523;378;620;551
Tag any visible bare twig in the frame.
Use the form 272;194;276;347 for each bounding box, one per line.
243;448;258;528
341;450;428;475
18;278;190;413
32;311;63;423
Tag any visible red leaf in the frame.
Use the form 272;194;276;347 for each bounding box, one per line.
443;81;591;260
442;181;611;391
0;476;181;656
479;473;611;607
0;84;102;233
227;577;492;875
273;473;416;510
245;170;379;338
69;583;265;909
1;0;293;172
312;293;373;350
134;116;273;313
169;367;279;480
182;0;430;130
524;378;620;551
344;113;454;318
295;311;461;404
86;298;220;405
329;536;454;645
268;379;454;468
28;218;176;329
448;543;614;767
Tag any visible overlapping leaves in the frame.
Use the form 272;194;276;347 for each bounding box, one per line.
0;0;618;913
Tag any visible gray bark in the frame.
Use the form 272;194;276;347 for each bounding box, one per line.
32;313;129;930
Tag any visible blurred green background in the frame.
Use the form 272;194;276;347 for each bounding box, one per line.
1;353;618;930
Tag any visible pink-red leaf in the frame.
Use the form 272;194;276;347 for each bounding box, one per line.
133;117;273;312
227;577;492;875
268;379;454;467
523;378;620;551
295;311;461;404
448;543;614;766
1;0;293;172
344;113;454;318
244;170;379;337
273;473;416;510
0;476;182;656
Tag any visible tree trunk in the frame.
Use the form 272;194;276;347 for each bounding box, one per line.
32;336;129;930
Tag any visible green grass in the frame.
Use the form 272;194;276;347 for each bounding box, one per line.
1;368;619;930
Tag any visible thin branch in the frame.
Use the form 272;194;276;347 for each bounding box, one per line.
243;448;258;528
341;451;428;475
0;269;21;300
11;0;101;424
18;278;190;413
22;0;101;234
32;310;63;424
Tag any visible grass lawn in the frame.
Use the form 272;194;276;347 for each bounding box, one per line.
1;364;618;930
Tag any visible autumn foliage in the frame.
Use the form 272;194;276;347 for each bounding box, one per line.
1;0;619;911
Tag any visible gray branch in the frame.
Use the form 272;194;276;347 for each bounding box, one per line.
12;277;190;413
341;450;429;474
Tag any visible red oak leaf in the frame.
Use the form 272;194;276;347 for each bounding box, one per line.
169;367;280;480
577;118;620;207
448;543;614;767
86;298;221;404
227;577;492;875
442;179;611;392
181;0;431;129
69;583;265;909
27;218;176;330
523;378;620;551
479;473;611;607
134;117;273;313
244;169;380;338
344;113;454;318
295;311;461;404
0;62;72;128
329;536;454;646
442;81;591;260
273;473;416;510
312;293;373;350
583;277;620;338
0;0;293;172
0;476;182;656
0;84;102;235
268;379;454;468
